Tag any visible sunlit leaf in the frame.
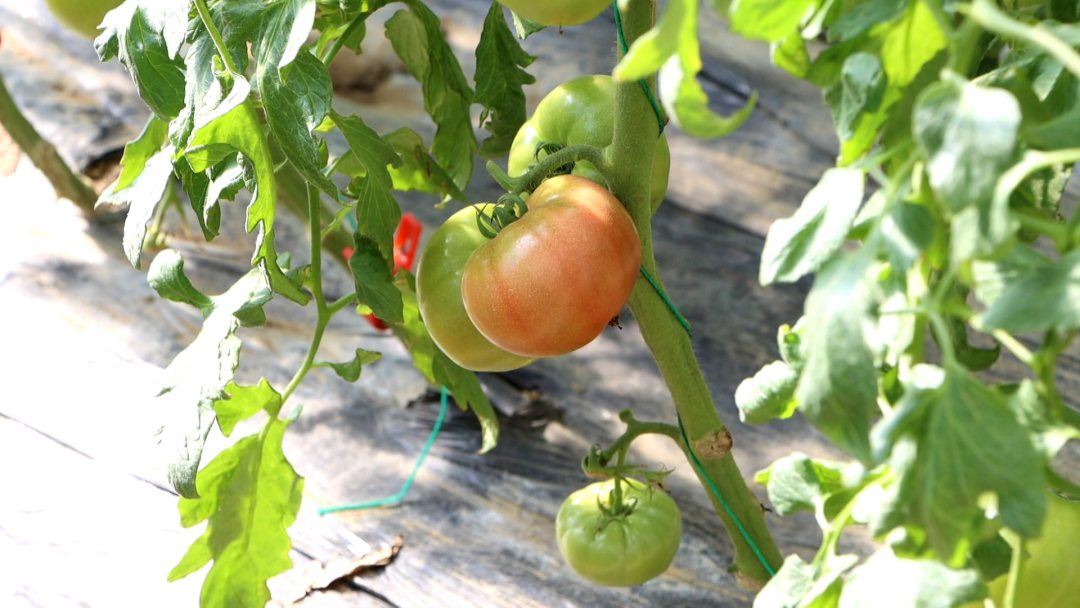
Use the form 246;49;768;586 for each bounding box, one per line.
386;2;477;190
838;547;986;608
797;253;878;464
760;168;866;285
96;0;190;119
152;256;272;498
872;364;1046;566
168;416;303;608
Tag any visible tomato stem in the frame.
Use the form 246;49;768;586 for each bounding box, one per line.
485;143;608;195
597;410;680;464
193;0;239;75
281;184;334;405
606;0;782;586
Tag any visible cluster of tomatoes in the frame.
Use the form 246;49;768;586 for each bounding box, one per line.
416;75;669;373
416;69;681;586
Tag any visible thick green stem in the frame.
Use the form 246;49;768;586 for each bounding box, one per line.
610;0;781;585
0;71;98;213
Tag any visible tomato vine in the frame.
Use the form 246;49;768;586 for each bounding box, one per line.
7;0;1080;605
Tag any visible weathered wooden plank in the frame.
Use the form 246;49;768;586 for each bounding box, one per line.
0;416;205;608
2;2;1077;608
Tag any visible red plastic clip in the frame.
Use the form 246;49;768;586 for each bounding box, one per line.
342;213;423;330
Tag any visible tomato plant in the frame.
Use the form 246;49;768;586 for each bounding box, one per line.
44;0;122;40
3;0;1078;605
416;205;534;372
556;477;682;587
496;0;611;27
461;175;641;358
508;75;670;212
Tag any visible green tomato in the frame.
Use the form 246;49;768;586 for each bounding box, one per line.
981;491;1080;608
556;478;682;587
415;205;534;373
509;75;670;213
496;0;611;27
45;0;122;40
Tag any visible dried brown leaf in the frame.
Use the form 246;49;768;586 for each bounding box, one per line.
272;534;405;606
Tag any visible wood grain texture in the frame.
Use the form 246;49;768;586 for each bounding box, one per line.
2;1;1077;607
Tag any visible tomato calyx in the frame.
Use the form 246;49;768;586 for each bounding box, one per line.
474;193;528;238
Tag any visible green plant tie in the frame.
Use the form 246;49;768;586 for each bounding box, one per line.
612;1;666;137
640;268;775;577
318;386;448;515
677;414;776;576
638;267;691;336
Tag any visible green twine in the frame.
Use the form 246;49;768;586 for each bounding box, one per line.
677;414;776;577
639;267;691;336
612;1;666;137
318;386;448;515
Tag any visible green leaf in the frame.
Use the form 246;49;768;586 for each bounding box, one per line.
838;547;986;608
828;0;909;43
977;249;1080;333
773;32;811;79
824;53;887;143
729;0;820;42
171;1;255;149
914;80;1021;261
168;417;303;608
735;361;799;425
755;553;859;608
386;2;477;191
615;0;757;138
945;315;999;373
348;235;404;324
214;379;283;437
1024;108;1080;150
475;2;537;160
969;244;1053;309
760;168;866;285
184;70;300;305
95;0;189;119
260;49;338;198
797;253;878;464
176;154;247;241
511;11;546;39
332;111;403;264
755;453;846;517
257;229;311;305
97;145;175;270
115;117;171;191
147;250;215;310
392;275;499;453
878;0;946;89
880;201;934;272
872;364;1046;566
969;533;1014;583
155;258;273;498
249;0;317;72
383;128;467;202
323;348;383;383
1004;380;1080;461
